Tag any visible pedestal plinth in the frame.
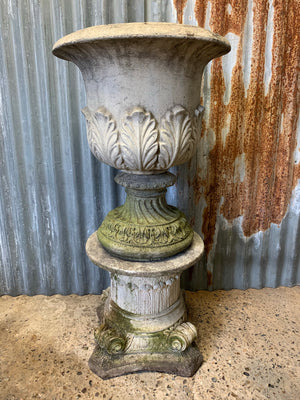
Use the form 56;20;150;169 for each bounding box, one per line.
86;231;204;379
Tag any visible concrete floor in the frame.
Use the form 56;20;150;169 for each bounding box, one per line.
0;287;299;400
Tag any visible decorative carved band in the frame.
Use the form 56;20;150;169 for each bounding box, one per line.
99;213;192;248
111;274;180;292
97;178;194;260
82;104;204;172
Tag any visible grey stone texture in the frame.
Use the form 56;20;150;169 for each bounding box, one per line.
52;22;230;378
86;231;204;277
85;233;205;378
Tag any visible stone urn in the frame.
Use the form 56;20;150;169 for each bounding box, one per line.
53;23;230;378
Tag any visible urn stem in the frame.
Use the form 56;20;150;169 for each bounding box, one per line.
97;172;193;261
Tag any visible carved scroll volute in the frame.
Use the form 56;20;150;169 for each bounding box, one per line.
168;322;197;352
95;325;127;355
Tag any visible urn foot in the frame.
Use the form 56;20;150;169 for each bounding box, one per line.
97;172;193;261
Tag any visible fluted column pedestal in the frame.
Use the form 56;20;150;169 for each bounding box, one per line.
86;231;204;379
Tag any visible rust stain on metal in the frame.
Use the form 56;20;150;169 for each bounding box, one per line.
173;0;188;24
193;0;300;254
207;270;213;287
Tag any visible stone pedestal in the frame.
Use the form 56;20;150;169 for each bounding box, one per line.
53;22;230;379
86;231;204;379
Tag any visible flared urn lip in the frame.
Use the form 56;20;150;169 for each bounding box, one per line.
52;22;231;59
52;23;231;175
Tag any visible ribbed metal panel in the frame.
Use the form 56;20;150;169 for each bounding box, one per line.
0;0;299;295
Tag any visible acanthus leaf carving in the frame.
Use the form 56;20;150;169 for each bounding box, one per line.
158;105;196;169
99;214;192;247
120;108;158;171
83;104;204;172
82;106;124;169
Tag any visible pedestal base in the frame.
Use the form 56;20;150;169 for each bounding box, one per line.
89;343;202;379
86;231;204;379
88;290;203;379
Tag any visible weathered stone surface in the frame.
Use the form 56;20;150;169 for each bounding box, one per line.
52;24;230;174
85;235;205;378
82;104;204;172
53;22;230;260
52;23;229;378
115;171;176;190
86;231;204;277
88;289;203;379
97;172;193;261
89;343;203;379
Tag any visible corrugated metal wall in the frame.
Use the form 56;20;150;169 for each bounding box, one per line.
0;0;299;295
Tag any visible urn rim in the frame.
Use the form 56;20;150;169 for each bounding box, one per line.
52;22;230;59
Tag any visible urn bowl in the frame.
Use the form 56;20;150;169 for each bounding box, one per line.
53;23;230;174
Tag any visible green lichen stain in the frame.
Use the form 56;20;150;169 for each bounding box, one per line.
127;281;134;292
97;173;193;261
